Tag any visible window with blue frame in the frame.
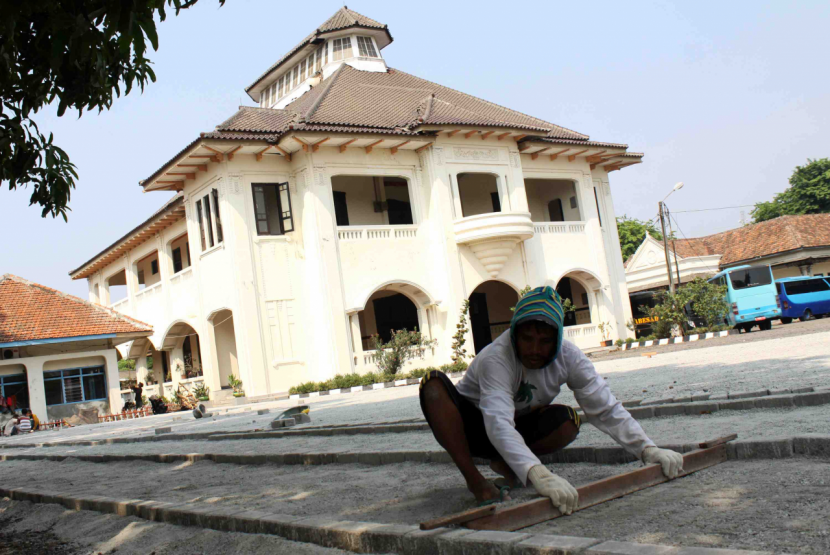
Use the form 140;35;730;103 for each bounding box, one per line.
0;374;27;402
43;367;107;406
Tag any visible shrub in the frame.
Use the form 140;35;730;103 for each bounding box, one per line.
451;300;471;363
615;339;623;347
192;383;210;400
625;337;634;344
371;328;437;376
227;374;244;394
286;363;465;395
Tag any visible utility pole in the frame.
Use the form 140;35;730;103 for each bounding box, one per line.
665;205;682;286
659;201;675;293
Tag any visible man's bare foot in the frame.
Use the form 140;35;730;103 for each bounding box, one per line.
490;460;520;488
467;477;509;504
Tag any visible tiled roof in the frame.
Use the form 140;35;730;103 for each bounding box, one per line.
672;214;830;266
246;7;390;93
0;275;152;344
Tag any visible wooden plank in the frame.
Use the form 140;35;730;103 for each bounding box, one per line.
463;444;728;532
699;434;737;449
567;149;588;162
311;137;330;152
464;130;478;139
365;139;383;153
480;131;494;140
420;504;496;531
415;143;433;153
447;130;460;137
549;148;570;161
226;146;242;160
496;132;511;141
391;140;410;154
339;138;357;152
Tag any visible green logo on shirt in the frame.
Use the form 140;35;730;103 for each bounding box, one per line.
514;380;537;404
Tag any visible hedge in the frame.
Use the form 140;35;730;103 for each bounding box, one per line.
288;361;468;395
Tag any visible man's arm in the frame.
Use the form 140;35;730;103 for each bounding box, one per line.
564;343;656;458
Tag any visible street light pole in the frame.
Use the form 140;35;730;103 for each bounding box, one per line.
659;201;675;293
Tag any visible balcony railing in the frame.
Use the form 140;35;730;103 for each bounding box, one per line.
565;323;598;339
110;297;129;312
337;225;418;241
533;222;586;234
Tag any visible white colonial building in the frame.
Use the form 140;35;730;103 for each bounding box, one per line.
70;8;641;400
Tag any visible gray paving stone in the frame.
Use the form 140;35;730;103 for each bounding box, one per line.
456;530;531;555
357;452;383;465
791;387;815;394
793;435;830;457
257;409;270;415
266;453;285;464
587;540;679;554
675;547;772;554
730;389;770;400
402;528;454;555
435;528;479;555
621;399;642;407
730;439;794;460
283;453;302;465
709;393;728;401
641;397;674;406
768;388;791;396
595;446;637;465
381;451;407;464
256;512;305;537
691;394;711;402
672;396;692;404
289;517;347;544
336;452;358;464
654;404;686;417
430;451;454;464
684;402;719;415
155;427;172;435
404;451;429;463
514;534;602;554
321;521;385;551
793;391;830;407
626;407;655;420
753;395;795;409
365;523;420;553
271;418;296;429
717;399;756;411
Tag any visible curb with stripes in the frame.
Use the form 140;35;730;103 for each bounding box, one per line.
2;436;827;468
0;483;795;555
621;329;738;350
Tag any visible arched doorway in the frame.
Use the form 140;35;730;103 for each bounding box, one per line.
211;310;239;388
358;290;420;350
468;281;519;354
556;276;592;327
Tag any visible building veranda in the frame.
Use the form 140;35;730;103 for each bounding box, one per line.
69;7;643;400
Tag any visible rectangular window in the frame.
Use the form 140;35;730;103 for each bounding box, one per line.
203;194;215;247
293;65;299;88
593;187;603;227
279;76;285;98
151;259;159;275
252;183;294;236
172;247;183;274
332;37;352;61
316;47;323;72
490;192;501;213
212;188;223;243
196;199;207;250
357;36;378;58
300;59;307;81
333;191;349;226
784;278;830;295
44;367;107;406
729;267;772;290
324;41;329;65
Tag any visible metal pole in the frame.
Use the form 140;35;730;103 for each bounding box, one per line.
665;205;682;286
658;201;675;293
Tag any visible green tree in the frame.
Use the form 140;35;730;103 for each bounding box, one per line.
684;277;729;329
370;329;437;376
451;300;471;363
1;0;224;219
751;158;830;223
616;216;663;262
117;358;135;373
647;277;730;337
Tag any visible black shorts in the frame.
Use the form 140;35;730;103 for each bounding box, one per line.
418;370;580;460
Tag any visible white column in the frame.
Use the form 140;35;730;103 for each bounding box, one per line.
136;355;149;386
349;313;364;370
104;349;121;415
25;359;47;422
170;343;184;393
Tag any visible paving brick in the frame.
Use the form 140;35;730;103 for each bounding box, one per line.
728;389;769;400
621;399;642;407
257;512;305;537
257;409;270;415
358;452;383;465
641;398;674;406
430;451;454;464
155;427;172;435
456;530;531;555
672;396;692;404
595;447;637;465
289;517;347;544
364;523;420;553
793;391;830;407
691;394;711;402
791;387;815;394
717;399;756;411
403;451;429;463
381;451;407;464
685;402;719;415
793;435;830;457
587;540;679;554
271;418;296;429
335;452;358;464
434;528;479;555
283;453;302;465
753;395;795;409
181;504;225;527
767;388;791;396
731;439;793;460
316;521;383;550
266;453;285;465
561;447;596;464
626;407;655;420
402;528;453;555
654;404;687;417
302;453;323;465
514;534;602;554
709;394;728;401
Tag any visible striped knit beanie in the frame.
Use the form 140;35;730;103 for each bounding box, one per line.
510;285;565;362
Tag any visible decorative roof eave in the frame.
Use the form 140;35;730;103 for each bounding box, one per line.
514;137;644;169
277;128;436;155
69;195;186;280
415;125;549;139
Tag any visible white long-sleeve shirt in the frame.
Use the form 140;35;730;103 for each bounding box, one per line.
455;332;656;485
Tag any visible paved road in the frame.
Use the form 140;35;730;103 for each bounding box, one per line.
590;315;830;362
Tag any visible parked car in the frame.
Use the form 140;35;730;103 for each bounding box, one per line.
775;276;830;323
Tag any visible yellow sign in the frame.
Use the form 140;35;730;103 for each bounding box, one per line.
635;316;658;325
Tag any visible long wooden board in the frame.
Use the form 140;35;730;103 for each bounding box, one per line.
463;444;728;532
420;504;496;530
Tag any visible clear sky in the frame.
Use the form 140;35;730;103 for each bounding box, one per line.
3;0;829;298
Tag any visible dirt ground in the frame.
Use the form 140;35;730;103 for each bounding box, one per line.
0;456;827;553
0;499;356;555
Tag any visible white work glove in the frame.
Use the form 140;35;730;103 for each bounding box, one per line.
642;446;684;479
527;465;579;515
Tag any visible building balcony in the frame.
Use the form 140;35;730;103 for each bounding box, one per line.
453;212;534;277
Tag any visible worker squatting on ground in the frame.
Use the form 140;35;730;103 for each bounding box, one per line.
419;286;684;513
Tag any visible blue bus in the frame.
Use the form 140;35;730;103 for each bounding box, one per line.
775;276;830;323
708;265;781;331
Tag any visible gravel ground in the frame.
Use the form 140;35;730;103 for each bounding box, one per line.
0;499;356;555
590;315;830;362
0;457;827;554
3;404;828;458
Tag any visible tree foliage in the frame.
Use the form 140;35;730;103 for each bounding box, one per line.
1;0;223;219
646;277;729;337
370;329;437;376
451;299;471;363
751;158;830;223
616;215;663;262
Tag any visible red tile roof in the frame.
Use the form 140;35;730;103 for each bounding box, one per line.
0;275;152;345
672;214;830;266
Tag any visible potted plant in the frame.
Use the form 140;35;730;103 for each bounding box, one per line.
193;383;210;402
598;322;613;347
228;375;245;397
